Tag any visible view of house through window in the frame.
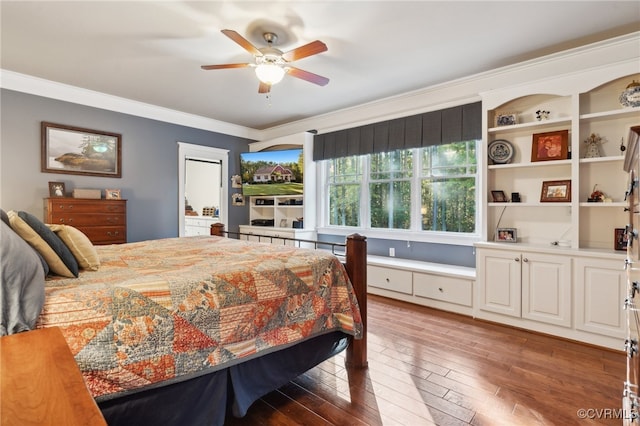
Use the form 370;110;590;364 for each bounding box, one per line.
325;140;478;234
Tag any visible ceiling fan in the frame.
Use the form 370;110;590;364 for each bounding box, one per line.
201;29;329;94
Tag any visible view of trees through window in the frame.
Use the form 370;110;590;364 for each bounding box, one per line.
326;140;478;234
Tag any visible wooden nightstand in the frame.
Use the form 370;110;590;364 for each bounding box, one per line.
0;327;106;426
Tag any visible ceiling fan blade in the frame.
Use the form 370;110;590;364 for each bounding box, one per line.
287;67;330;86
258;82;271;94
201;63;252;70
221;29;262;56
200;64;253;70
281;40;327;62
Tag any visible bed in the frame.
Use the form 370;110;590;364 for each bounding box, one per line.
1;211;367;425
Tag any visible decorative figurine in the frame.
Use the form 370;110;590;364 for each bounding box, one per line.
535;110;550;121
619;80;640;108
584;133;603;158
588;184;605;202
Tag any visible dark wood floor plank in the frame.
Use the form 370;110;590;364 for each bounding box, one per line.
229;295;626;425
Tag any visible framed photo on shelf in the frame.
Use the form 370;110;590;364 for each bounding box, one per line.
496;228;517;242
48;181;66;197
41;122;122;178
615;228;629;251
531;130;569;162
540;180;571;202
491;190;508;202
495;113;517;127
105;189;121;199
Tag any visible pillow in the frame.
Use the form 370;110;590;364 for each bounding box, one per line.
0;209;9;226
1;221;45;335
48;224;100;271
8;210;79;278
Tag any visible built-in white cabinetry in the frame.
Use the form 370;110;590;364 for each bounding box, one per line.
574;257;626;339
476;64;638;350
482;71;639;250
366;256;475;316
477;247;571;327
241;194;316;244
238;225;316;246
184;216;220;236
476;243;625;350
247;195;304;229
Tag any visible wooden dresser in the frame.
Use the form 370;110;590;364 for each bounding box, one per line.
44;198;127;245
0;327;107;426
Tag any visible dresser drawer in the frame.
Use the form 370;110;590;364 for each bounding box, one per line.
49;213;125;227
413;273;472;307
367;265;412;294
47;199;125;214
79;226;126;245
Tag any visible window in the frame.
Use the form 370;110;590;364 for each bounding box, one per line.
369;150;413;229
327;156;362;227
323;140;478;238
420;141;477;233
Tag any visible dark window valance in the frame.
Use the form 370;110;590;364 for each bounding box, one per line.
313;101;481;161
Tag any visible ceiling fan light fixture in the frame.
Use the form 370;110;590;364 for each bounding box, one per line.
255;63;285;85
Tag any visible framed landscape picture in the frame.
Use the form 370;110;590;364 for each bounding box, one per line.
41;122;122;178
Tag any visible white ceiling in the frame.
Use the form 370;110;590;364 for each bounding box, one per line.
1;1;639;131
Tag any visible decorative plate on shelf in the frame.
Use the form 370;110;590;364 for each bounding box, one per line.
620;81;640;108
488;139;514;164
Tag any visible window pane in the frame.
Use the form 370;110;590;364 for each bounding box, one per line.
370;150;412;180
421;177;476;232
328;156;361;227
329;184;360;226
370;181;411;229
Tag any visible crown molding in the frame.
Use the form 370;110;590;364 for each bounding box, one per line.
0;69;262;141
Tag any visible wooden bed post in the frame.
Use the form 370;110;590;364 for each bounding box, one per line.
345;233;368;369
210;223;225;237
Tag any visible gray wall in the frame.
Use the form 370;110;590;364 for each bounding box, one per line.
1;89;251;242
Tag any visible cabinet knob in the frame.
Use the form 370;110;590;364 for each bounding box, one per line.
514;257;520;262
438;287;443;292
385;278;390;282
523;258;529;262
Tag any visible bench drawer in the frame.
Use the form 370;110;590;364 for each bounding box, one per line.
413;273;472;306
367;265;412;294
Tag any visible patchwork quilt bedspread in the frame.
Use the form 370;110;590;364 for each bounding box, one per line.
36;236;362;401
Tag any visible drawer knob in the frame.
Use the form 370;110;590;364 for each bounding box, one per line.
438;287;443;292
385;278;390;282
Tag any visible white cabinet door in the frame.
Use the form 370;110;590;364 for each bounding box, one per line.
521;253;572;327
575;257;626;338
477;249;521;317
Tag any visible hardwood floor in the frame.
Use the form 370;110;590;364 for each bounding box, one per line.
226;295;626;425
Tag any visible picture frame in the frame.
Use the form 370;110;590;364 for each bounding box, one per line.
615;228;629;251
105;189;121;199
48;181;66;197
495;113;517;127
491;190;508;202
41;122;122;178
531;130;569;162
232;193;245;206
231;175;242;189
496;228;517;242
540;179;571;202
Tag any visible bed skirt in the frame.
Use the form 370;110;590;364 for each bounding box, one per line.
98;331;349;425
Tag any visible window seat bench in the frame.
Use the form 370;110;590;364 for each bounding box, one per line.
366;255;476;316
